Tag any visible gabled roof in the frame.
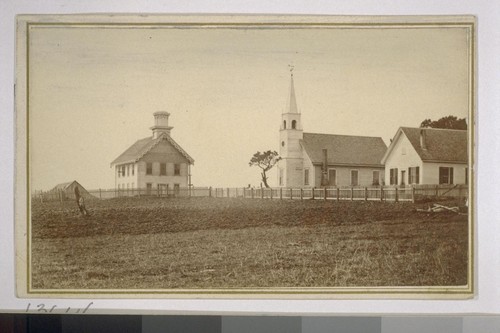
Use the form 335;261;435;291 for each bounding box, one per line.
110;133;194;166
51;180;87;192
52;181;76;191
301;132;387;167
381;127;468;164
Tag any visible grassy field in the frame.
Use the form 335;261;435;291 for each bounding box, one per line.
30;197;469;290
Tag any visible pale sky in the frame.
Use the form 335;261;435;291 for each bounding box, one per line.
28;25;471;191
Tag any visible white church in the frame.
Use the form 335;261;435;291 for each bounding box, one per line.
277;73;388;188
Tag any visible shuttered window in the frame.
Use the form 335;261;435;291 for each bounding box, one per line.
390;168;398;185
408;166;420;184
439;167;454;184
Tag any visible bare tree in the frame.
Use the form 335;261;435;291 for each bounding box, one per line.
249;150;281;188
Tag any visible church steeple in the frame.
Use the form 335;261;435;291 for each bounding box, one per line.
278;68;304;188
286;72;299;114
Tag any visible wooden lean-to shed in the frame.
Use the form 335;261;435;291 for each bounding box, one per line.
49;181;94;201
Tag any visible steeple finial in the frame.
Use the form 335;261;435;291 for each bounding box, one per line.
286;66;298;114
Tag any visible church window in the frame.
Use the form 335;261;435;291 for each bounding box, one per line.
283;120;286;129
372;170;380;185
292;120;297;129
351;170;359;186
328;169;336;186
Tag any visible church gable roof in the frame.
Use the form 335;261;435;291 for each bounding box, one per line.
111;133;194;166
399;127;467;163
301;133;387;167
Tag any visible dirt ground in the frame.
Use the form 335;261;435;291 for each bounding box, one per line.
30;197;469;290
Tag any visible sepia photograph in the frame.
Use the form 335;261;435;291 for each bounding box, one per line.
15;15;475;298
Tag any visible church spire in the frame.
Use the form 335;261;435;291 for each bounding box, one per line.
286;66;299;114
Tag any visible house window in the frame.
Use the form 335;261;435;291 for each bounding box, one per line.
160;163;167;176
283;120;286;129
131;165;134;176
174;164;181;176
372;170;380;186
292;120;297;129
409;167;420;184
328;169;336;186
279;169;283;186
121;166;126;177
351;170;358;186
390;168;398;185
117;166;121;178
439;167;454;184
304;169;310;186
401;170;406;186
146;162;153;175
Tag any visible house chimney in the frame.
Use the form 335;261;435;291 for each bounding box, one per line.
151;111;173;139
420;129;427;150
321;148;329;186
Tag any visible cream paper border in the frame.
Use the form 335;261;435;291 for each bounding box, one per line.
15;14;476;299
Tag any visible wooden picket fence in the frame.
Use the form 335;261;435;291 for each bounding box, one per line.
34;184;468;203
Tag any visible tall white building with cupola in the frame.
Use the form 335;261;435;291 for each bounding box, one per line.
111;112;194;195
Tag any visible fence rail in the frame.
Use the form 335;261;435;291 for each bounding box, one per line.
34;184;468;203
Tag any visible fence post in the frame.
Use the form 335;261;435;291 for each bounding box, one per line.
395;187;399;202
380;186;384;201
209;186;212;198
412;186;416;203
270;188;273;199
365;187;368;201
324;187;327;200
261;188;264;199
336;187;340;201
280;187;283;200
99;188;102;199
251;188;254;199
312;187;315;200
350;187;354;201
300;188;303;200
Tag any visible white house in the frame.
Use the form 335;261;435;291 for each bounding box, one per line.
111;112;194;195
277;74;387;188
381;127;468;186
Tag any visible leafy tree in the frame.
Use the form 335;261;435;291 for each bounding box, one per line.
249;150;281;188
420;116;467;130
